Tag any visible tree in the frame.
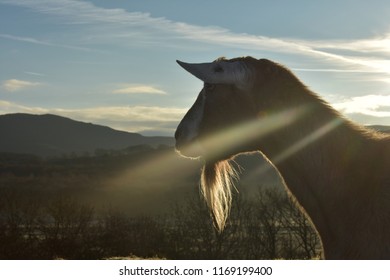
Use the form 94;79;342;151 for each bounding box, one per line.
38;197;95;259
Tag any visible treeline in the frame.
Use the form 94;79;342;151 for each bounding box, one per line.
0;144;172;176
0;147;201;217
0;186;321;260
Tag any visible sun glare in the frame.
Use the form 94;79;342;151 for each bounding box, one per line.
119;103;334;183
272;118;343;165
108;105;314;193
197;105;312;162
106;146;200;192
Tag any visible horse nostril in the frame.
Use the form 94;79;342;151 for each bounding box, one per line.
174;128;187;150
174;128;182;141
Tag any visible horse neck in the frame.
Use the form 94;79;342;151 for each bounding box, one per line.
254;92;375;257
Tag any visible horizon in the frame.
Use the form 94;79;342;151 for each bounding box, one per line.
0;112;173;138
1;112;389;140
1;0;390;136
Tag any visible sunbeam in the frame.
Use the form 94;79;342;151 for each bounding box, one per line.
272;118;344;165
106;148;200;193
186;105;312;162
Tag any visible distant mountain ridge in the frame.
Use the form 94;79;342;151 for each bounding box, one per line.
0;113;389;158
0;113;174;157
369;125;390;133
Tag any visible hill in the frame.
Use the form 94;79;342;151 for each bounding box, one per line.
369;125;390;133
0;113;174;157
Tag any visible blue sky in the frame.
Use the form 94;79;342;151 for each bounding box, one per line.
1;0;390;136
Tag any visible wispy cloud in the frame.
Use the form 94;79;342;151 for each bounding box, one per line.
2;79;42;92
0;33;95;52
1;0;390;129
292;68;377;73
24;71;46;77
333;95;390;117
112;84;167;95
0;0;162;25
304;34;390;55
2;0;390;75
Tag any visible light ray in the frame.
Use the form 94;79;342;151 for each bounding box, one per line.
105;147;201;193
178;105;344;189
197;105;312;162
272;118;343;165
105;106;310;195
104;103;345;224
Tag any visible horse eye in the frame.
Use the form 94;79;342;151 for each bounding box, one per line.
214;65;223;73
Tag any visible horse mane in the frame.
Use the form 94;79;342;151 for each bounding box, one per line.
201;160;238;231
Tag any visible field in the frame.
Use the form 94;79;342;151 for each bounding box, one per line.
0;146;322;259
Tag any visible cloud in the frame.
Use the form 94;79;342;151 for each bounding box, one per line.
305;34;390;55
64;106;185;123
112;84;167;95
332;95;390;117
2;0;390;130
24;71;46;77
2;0;390;75
0;33;96;52
2;79;42;92
0;100;186;136
0;0;164;26
292;68;377;73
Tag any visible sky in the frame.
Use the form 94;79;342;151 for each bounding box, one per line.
1;0;390;136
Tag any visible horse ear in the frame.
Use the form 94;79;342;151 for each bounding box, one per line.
176;60;251;88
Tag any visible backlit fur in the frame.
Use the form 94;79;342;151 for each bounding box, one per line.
175;57;390;259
